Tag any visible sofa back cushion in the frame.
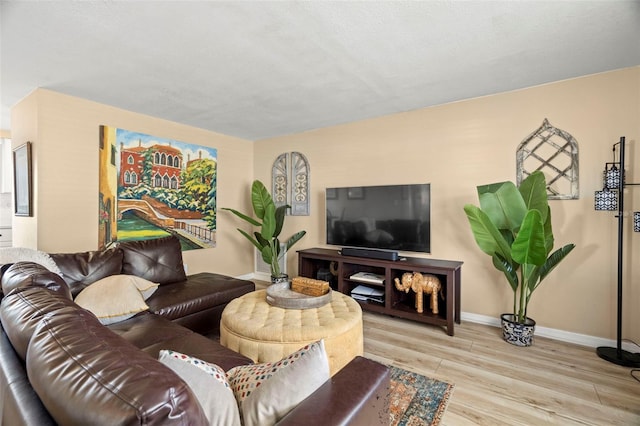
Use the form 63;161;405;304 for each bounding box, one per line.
0;286;78;361
0;262;71;300
118;236;187;285
50;247;123;297
26;306;208;425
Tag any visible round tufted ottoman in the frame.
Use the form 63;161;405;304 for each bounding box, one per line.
220;290;363;376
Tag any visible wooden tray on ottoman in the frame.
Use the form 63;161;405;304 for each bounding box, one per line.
266;282;332;309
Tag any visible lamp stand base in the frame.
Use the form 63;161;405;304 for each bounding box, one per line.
596;346;640;367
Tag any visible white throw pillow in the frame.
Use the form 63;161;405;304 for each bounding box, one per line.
227;340;330;426
74;275;157;325
158;350;241;426
0;247;63;275
125;275;159;300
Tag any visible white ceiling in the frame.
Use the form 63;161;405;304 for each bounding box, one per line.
1;1;639;141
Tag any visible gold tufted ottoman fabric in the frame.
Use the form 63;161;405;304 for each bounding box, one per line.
220;290;363;376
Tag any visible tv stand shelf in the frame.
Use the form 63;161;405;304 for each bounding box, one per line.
297;248;463;336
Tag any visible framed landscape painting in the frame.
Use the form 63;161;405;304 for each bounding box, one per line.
98;126;217;251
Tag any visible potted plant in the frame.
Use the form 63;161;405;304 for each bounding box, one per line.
223;180;306;283
463;171;575;346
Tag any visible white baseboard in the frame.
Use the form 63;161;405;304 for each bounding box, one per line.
237;272;258;281
461;312;638;352
251;271;271;282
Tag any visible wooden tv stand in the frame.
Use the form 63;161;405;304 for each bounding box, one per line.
297;248;463;336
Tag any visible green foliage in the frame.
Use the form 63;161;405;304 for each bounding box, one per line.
223;180;307;277
183;158;217;206
141;148;155;185
204;173;217;230
464;171;575;324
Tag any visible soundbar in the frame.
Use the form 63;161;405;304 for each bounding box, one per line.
341;247;399;261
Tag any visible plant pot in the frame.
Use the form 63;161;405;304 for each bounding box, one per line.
500;313;536;347
271;273;289;285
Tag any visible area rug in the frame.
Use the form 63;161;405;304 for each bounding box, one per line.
389;365;454;426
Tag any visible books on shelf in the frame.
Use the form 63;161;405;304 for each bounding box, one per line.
350;284;385;304
349;272;385;284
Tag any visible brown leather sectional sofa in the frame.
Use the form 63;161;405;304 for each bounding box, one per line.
0;236;390;425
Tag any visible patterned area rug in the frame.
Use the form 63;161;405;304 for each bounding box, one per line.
389;365;454;426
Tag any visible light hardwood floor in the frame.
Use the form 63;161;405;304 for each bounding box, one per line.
253;282;639;424
362;311;640;425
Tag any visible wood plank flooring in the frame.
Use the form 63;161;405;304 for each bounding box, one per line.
362;311;640;425
253;281;639;424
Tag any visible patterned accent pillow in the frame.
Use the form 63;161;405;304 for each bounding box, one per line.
227;340;330;426
159;350;240;426
162;350;230;388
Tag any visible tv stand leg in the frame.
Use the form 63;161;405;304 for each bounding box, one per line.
455;270;461;324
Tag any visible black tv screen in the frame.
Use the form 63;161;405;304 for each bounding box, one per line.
326;184;430;253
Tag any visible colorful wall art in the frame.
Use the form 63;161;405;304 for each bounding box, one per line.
99;126;217;250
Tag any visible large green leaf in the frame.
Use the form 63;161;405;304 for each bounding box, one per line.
251;180;274;220
254;231;268;249
492;253;519;292
543;205;554;255
285;230;307;251
511;209;546;266
538;244;576;284
237;228;262;251
261;203;276;240
220;207;261;227
477;181;527;233
260;245;274;267
273;205;288;238
463;204;512;262
519;171;549;223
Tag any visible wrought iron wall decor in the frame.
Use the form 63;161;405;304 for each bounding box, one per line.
516;119;579;200
272;151;310;216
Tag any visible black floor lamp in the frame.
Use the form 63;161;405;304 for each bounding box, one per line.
594;136;640;367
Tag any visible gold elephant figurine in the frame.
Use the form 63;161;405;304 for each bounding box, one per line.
394;272;444;314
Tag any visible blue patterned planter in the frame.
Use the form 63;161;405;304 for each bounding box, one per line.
501;314;536;347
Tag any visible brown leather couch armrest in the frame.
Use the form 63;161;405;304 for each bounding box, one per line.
276;356;390;426
1;262;71;300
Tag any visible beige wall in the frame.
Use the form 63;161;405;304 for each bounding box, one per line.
10;89;256;277
255;67;640;341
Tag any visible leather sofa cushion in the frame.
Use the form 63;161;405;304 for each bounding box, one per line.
146;272;255;321
1;262;71;300
50;248;123;297
118;236;187;284
107;312;253;371
0;286;78;360
107;311;194;348
26;306;209;425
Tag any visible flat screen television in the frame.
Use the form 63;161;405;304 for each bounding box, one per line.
326;183;430;254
